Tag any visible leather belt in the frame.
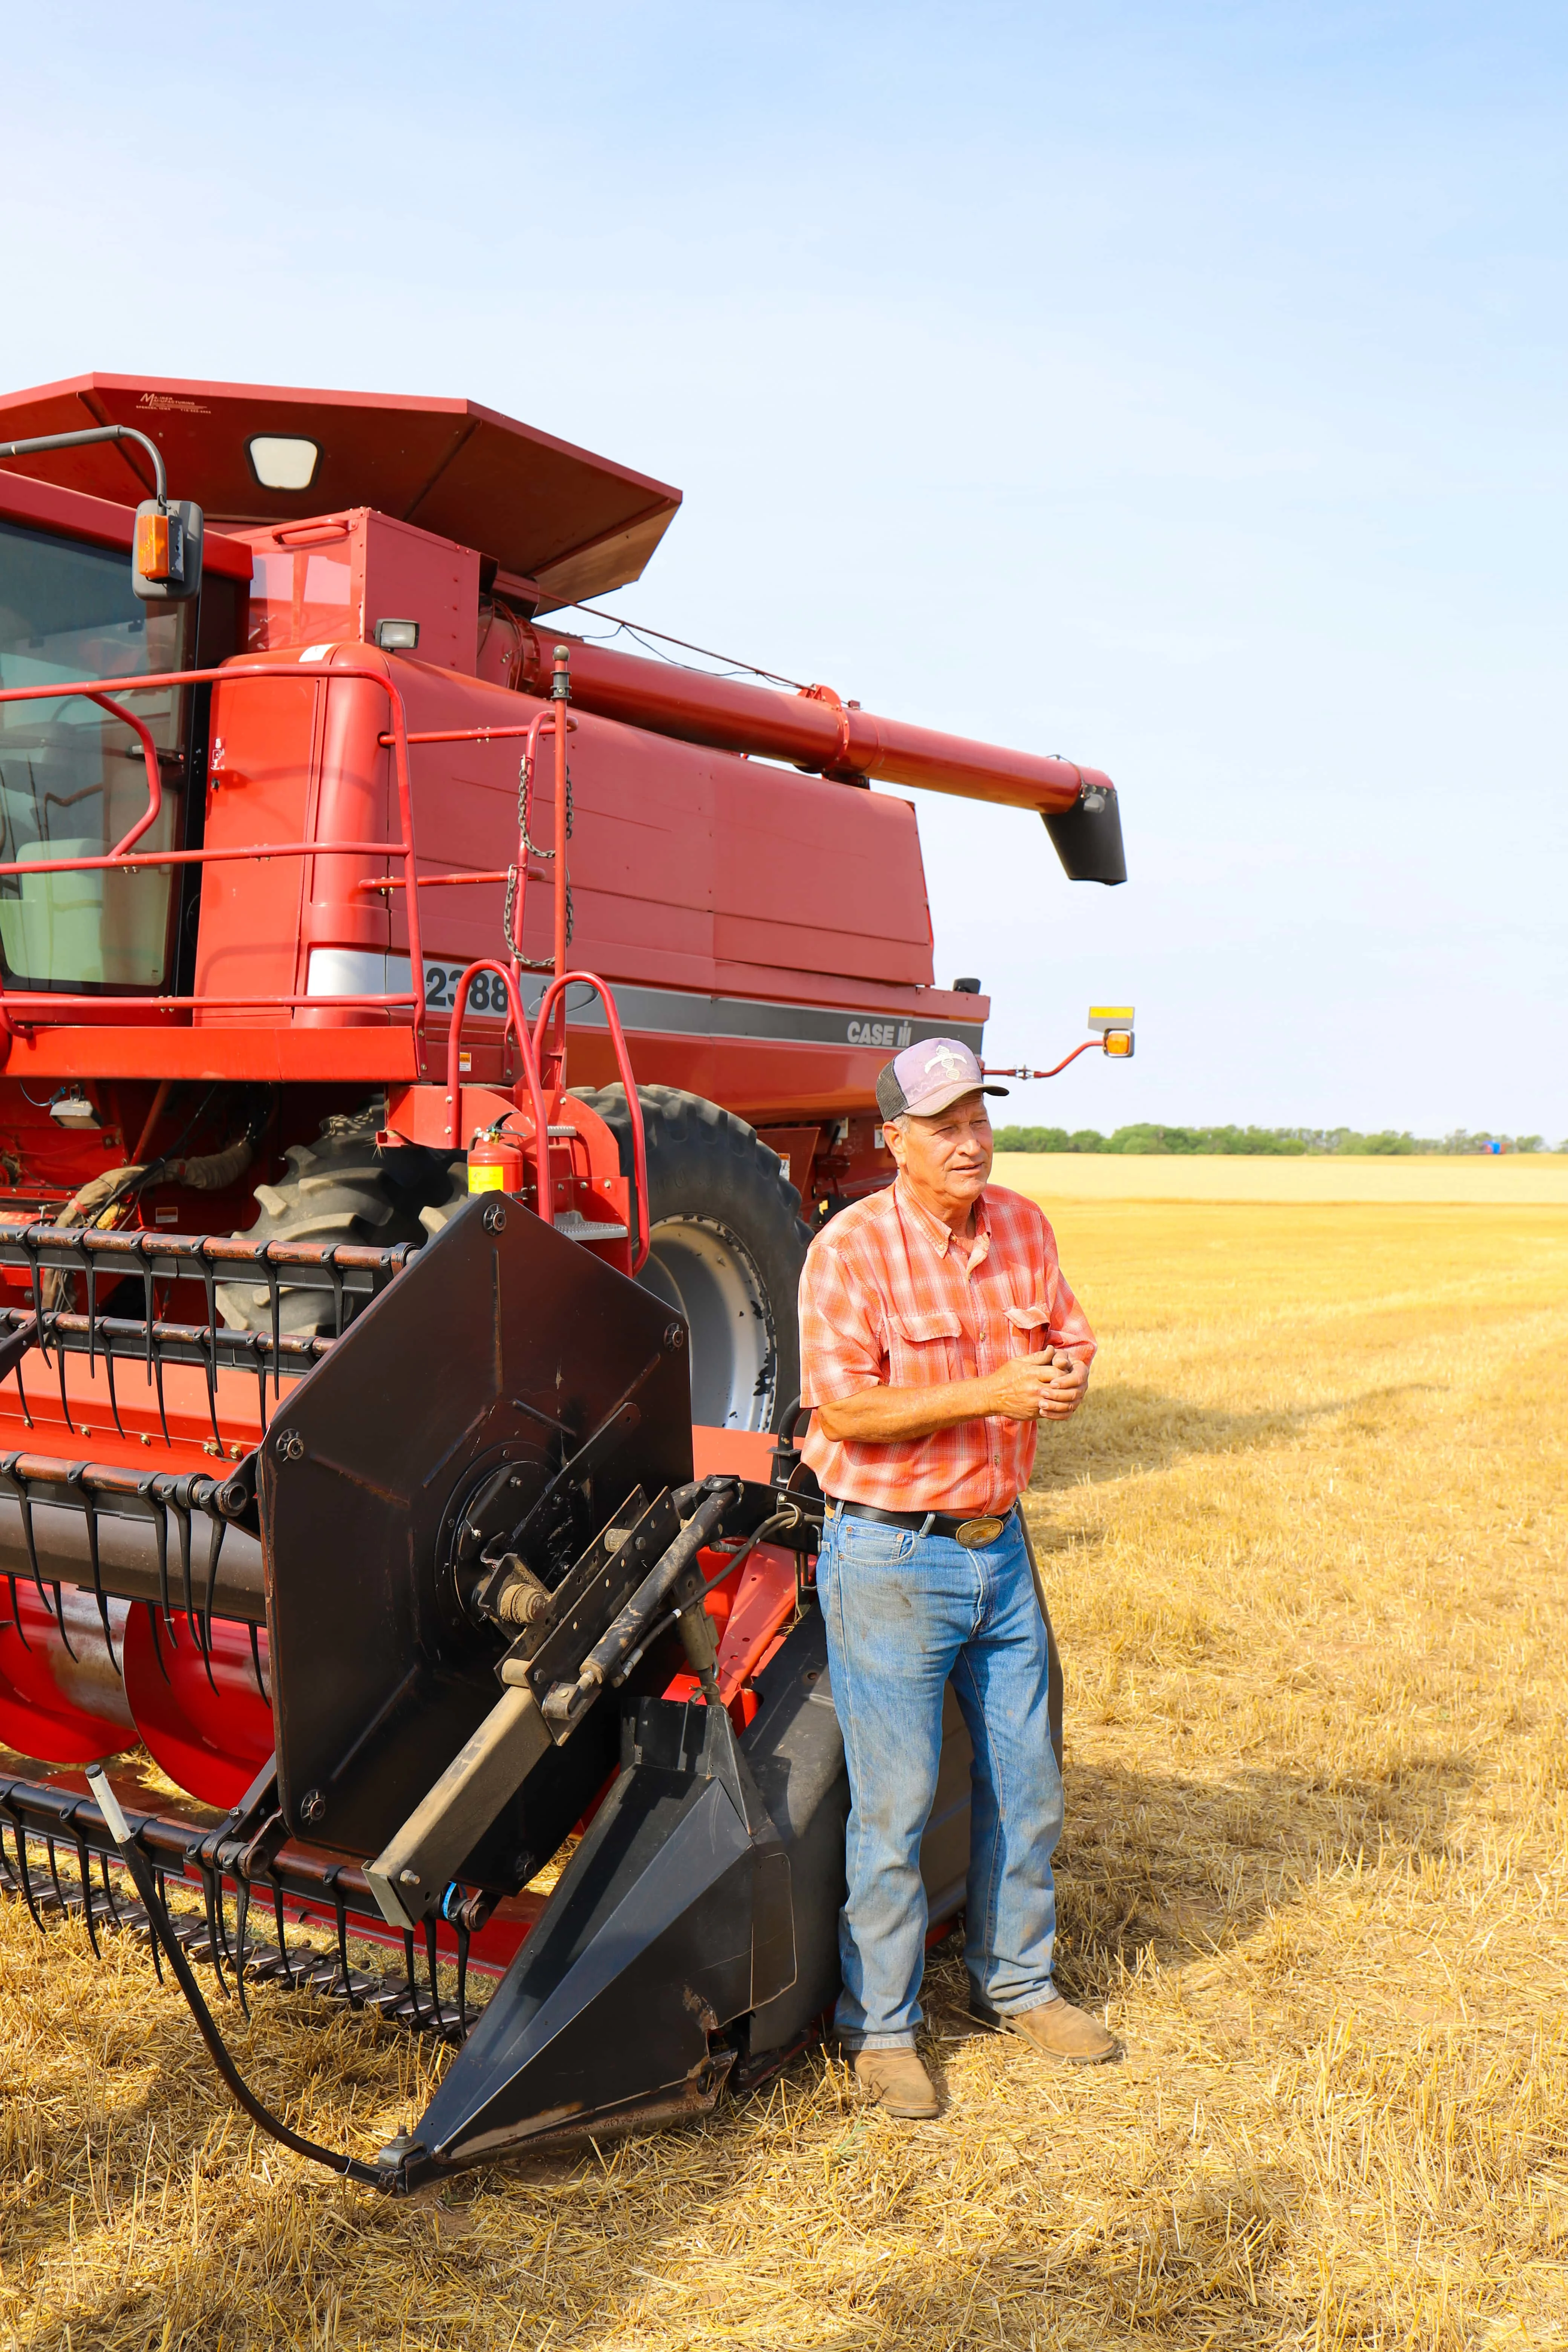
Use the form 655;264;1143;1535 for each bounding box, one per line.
830;1497;1017;1550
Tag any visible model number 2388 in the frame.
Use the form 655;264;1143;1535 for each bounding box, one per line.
422;963;516;1015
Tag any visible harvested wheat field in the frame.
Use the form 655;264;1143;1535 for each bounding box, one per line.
4;1182;1568;2350
991;1148;1568;1207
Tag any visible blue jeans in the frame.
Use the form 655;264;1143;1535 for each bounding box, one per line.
817;1505;1064;2050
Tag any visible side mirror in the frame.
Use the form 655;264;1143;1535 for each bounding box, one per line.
0;424;204;605
133;498;204;603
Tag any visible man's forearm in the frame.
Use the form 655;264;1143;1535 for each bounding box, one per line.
814;1377;1003;1443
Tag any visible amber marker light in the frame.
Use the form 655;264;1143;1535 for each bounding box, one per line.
1087;1004;1136;1059
135;508;172;582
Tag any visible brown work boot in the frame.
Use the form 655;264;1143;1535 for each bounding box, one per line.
969;1990;1119;2065
852;2047;941;2118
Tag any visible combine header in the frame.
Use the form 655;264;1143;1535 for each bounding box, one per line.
0;374;1122;2181
0;1185;851;2178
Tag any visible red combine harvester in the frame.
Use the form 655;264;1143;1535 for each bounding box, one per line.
0;375;1130;2186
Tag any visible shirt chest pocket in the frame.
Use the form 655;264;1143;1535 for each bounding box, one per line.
885;1306;963;1386
1004;1302;1053;1359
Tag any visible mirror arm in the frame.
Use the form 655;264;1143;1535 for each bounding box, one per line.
0;423;169;506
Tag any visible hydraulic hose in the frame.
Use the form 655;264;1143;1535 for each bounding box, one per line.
43;1090;276;1306
57;1127;263;1226
609;1503;806;1691
540;1478;740;1727
86;1766;394;2191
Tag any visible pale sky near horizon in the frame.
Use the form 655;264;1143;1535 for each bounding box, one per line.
3;3;1562;1136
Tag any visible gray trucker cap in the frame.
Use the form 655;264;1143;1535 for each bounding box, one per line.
875;1037;1009;1121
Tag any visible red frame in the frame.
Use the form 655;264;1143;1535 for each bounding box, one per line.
444;959;551;1222
532;971;650;1270
0;660;429;1041
0;666;660;1255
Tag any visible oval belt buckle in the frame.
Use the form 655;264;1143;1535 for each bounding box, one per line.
954;1516;1005;1550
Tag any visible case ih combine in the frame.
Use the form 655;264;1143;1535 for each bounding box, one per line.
0;374;1127;2186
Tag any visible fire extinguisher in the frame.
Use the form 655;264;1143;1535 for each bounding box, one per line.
467;1118;528;1196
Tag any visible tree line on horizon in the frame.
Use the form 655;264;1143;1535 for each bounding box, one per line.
991;1124;1555;1156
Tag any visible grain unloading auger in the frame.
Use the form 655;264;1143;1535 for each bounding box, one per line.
0;1184;998;2188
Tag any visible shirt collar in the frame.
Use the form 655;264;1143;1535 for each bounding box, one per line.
894;1174;991;1261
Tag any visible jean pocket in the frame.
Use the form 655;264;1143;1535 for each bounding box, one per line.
836;1514;916;1567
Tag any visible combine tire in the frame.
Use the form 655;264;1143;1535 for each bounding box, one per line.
217;1112;462;1336
571;1085;812;1432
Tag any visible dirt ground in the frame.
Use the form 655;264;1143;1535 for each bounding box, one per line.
3;1185;1566;2350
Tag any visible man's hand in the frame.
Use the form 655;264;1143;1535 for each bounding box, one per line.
981;1349;1090;1423
814;1349;1092;1444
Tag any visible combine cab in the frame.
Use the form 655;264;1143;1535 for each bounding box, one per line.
0;375;1113;2180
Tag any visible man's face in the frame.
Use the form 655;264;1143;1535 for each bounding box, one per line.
885;1090;994;1203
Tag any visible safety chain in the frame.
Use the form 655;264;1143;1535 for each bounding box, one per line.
508;879;574;973
505;748;574;969
516;750;572;861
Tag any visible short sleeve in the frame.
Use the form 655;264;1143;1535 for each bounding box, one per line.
798;1234;887;1406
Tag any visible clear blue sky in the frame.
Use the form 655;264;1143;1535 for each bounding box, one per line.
5;3;1562;1136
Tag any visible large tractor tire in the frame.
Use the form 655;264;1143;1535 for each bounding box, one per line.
571;1085;812;1432
217;1111;463;1336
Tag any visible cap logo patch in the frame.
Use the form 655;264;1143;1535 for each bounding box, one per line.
876;1032;1003;1121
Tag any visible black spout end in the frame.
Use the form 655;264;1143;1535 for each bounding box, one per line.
1044;782;1126;885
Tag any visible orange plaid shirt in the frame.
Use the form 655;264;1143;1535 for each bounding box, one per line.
797;1176;1096;1514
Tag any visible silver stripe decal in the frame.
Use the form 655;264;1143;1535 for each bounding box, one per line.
305;951;984;1052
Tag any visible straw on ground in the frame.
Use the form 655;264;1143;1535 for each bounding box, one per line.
3;1191;1566;2350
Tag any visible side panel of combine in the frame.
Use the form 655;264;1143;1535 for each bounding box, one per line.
195;659;326;1020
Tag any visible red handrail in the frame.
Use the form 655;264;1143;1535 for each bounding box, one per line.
0;839;410;879
444;959;552;1229
353;868;517;894
0;658;427;1037
549;651;571;1049
81;690;164;855
375;721;576;749
531;972;648;1271
503;704;569;972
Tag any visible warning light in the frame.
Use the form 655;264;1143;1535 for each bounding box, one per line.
135;508;174;582
1087;1004;1135;1060
979;1006;1136;1081
131;497;201;602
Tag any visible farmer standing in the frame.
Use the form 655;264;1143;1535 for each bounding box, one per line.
798;1037;1118;2118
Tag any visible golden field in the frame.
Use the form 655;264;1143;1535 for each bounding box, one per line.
992;1148;1568;1206
3;1183;1568;2350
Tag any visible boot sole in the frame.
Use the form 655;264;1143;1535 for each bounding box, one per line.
967;2003;1119;2065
